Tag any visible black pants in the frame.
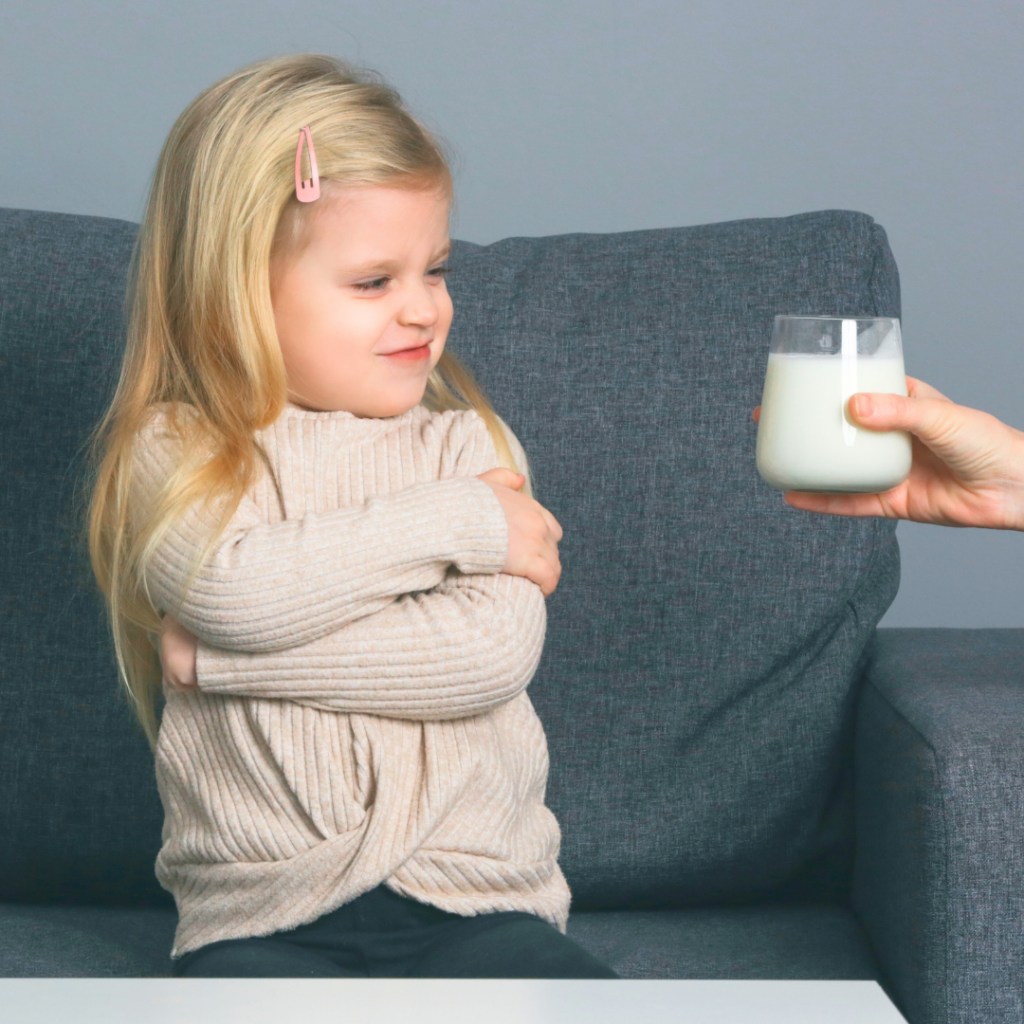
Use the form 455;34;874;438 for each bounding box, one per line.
171;882;619;978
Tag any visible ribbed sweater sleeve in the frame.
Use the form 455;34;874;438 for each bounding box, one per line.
130;409;509;653
193;570;545;719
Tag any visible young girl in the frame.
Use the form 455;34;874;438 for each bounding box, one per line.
84;53;618;979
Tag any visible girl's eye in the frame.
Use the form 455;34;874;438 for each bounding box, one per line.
352;266;449;293
354;277;389;293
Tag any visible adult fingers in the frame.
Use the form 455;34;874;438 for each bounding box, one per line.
756;384;945;425
784;490;892;518
905;376;953;403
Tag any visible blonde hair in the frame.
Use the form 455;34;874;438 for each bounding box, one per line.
79;53;533;752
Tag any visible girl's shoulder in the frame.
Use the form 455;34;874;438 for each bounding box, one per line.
429;406;532;492
132;402;213;477
137;400;200;438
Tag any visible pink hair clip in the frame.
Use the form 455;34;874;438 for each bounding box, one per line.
295;125;321;202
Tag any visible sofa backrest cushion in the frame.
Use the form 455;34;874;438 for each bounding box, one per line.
0;206;899;908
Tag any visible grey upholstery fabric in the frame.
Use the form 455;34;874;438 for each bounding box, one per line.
0;901;886;984
855;628;1024;1024
0;904;178;978
0;208;162;907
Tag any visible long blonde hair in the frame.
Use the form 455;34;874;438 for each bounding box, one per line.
80;53;532;752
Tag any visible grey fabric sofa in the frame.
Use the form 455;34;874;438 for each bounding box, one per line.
1;203;1021;1024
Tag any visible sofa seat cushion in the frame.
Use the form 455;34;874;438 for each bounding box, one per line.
1;899;887;985
0;903;177;977
567;902;891;986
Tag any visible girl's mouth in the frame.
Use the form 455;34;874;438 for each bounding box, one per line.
384;343;431;361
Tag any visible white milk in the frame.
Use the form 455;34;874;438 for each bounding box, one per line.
756;353;912;492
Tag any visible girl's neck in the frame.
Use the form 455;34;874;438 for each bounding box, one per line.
277;400;423;435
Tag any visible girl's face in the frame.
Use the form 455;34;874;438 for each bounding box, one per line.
270;184;453;417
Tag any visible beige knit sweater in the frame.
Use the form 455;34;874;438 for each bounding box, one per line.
131;401;570;959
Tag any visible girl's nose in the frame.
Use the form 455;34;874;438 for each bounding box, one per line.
396;277;440;328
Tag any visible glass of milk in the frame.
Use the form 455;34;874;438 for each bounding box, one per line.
756;316;912;492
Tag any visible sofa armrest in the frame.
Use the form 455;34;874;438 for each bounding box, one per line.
852;627;1024;1024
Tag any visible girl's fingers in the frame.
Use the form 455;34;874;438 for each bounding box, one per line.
543;508;563;541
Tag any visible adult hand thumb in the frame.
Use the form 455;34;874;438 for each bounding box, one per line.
848;391;966;454
849;392;933;434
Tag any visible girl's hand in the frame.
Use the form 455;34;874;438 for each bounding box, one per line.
476;468;564;596
752;375;1024;530
159;614;199;691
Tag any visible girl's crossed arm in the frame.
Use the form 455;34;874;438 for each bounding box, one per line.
184;567;546;720
135;408;509;655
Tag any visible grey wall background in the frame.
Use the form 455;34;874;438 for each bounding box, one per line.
3;0;1021;626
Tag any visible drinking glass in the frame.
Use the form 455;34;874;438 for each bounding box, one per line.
755;315;912;493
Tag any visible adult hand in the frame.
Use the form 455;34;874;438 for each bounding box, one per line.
477;467;563;595
752;376;1024;530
